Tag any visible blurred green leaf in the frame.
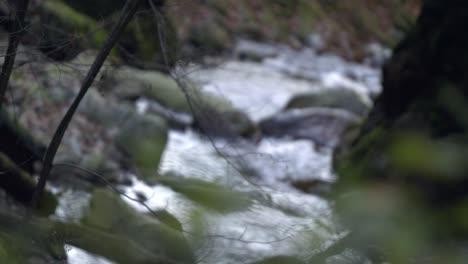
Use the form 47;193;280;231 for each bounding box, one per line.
156;177;252;213
389;133;466;178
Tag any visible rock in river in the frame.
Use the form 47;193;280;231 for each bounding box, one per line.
260;108;361;148
115;114;168;182
102;66;258;138
286;87;372;117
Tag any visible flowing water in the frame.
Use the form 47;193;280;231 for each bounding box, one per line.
64;41;384;264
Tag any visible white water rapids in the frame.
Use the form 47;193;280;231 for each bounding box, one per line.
63;41;385;264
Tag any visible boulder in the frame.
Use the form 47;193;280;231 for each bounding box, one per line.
286;87;372;117
115;113;168;182
78;89;134;128
260;108;361;147
29;0;106;60
102;66;258;137
8;0;177;67
77;89;168;183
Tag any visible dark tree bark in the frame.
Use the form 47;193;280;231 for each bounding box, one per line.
334;1;468;261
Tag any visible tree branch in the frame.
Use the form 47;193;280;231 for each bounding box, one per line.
30;0;143;210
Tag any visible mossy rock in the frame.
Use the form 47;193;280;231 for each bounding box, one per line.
115;113;168;182
58;0;178;68
188;19;231;53
103;67;258;137
78;89;135;128
286;88;372;117
104;66;234;113
119;11;179;69
27;0;177;67
82;189;194;263
31;0;106;60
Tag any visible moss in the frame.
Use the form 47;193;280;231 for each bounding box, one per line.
44;1;97;32
115;114;168;182
119;12;179;68
38;0;107;59
188;19;231;52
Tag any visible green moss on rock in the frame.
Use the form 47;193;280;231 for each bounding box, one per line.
115;114;168;182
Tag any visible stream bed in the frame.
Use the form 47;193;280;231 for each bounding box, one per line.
63;40;385;264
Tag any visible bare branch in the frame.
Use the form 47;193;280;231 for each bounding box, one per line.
30;0;144;210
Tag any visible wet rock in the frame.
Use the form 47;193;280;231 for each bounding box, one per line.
78;89;134;128
363;42;392;68
305;33;325;51
260;108;361;148
102;67;218;113
290;179;333;197
235;39;279;61
77;89;167;183
82;189;194;263
115;113;167;182
286;87;372;117
102;66;257;137
144;99;193;129
195;109;260;139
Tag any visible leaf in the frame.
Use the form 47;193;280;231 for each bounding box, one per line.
156;177;252;213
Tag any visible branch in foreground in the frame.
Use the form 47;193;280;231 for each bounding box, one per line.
0;0;30;107
30;0;143;210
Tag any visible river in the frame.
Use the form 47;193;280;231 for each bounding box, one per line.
64;40;385;264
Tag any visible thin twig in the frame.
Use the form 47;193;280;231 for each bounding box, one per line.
30;0;143;210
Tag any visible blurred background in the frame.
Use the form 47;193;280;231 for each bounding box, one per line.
10;1;468;264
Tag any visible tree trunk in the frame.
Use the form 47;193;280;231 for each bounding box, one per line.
334;1;468;262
